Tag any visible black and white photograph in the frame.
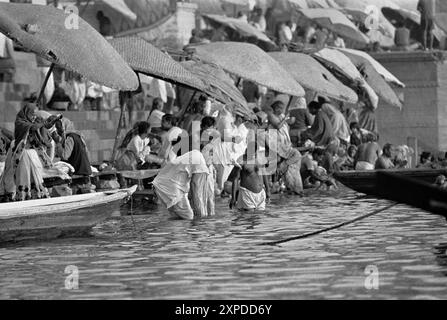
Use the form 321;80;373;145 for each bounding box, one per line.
0;0;447;305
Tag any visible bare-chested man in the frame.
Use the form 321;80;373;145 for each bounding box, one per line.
355;134;381;170
229;151;270;211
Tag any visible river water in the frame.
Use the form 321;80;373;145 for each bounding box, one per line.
1;188;447;300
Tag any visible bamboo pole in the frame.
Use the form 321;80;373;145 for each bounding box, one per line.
37;63;55;108
111;92;128;163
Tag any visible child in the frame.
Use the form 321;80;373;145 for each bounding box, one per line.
229;150;271;211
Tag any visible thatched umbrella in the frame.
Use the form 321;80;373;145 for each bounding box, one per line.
109;36;206;92
336;47;405;87
187;42;305;97
202;14;275;46
0;2;139;96
298;8;370;44
181;60;254;120
313;48;379;109
335;48;403;109
269;52;358;104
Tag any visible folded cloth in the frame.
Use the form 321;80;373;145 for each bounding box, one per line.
355;161;375;171
53;161;75;175
237;186;266;211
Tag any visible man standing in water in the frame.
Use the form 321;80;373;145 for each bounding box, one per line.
355;134;381;170
229;149;270;211
153;148;213;220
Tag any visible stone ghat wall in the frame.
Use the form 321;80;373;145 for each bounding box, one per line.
0;51;150;164
373;51;447;154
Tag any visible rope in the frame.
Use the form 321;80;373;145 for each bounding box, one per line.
261;203;397;246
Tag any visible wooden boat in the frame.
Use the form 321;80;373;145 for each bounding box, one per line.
372;172;447;219
0;185;137;243
333;169;447;194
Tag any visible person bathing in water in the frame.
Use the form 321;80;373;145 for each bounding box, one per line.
229;148;270;211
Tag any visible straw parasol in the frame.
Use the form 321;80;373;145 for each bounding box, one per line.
313;48;379;109
269;51;358;103
181;60;252;117
109;36;206;92
298;8;370;44
336;47;405;87
382;7;421;25
187;42;305;97
0;2;139;92
202;14;275;45
335;48;403;109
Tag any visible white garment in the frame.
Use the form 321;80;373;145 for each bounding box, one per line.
128;135;150;163
355;161;375;171
153;150;209;209
148;109;165;128
159;126;184;162
237;187;266;211
148;79;168;103
0;0;8;58
232;123;248;163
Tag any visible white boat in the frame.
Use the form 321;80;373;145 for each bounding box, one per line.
0;185;137;243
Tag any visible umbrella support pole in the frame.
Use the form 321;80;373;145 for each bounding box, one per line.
111;92;128;164
37;63;55;108
184;90;197;116
236;77;242;88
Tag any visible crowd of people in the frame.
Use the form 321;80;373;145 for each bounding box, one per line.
189;0;440;54
105;86;434;220
0;94;94;202
1;85;445;220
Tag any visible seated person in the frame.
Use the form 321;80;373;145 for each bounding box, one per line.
355;134;381;170
127;122;151;167
301;148;337;190
350;122;363;147
55;118;92;177
337;145;357;171
417;152;433;168
115;122;155;170
434;175;447;190
375;143;395;170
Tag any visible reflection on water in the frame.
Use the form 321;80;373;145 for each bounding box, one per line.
1;188;447;299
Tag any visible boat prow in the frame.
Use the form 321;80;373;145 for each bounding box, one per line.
334;169;447;194
0;185;137;243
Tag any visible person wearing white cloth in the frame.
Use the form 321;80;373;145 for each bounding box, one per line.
127;122;151;165
147;98;165;130
212;105;243;196
355;133;381;171
153;149;212;220
158;114;185;163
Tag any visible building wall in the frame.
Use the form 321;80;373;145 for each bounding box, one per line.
130;1;197;49
373;52;444;153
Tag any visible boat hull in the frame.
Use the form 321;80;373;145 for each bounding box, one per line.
0;186;137;243
334;169;447;194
